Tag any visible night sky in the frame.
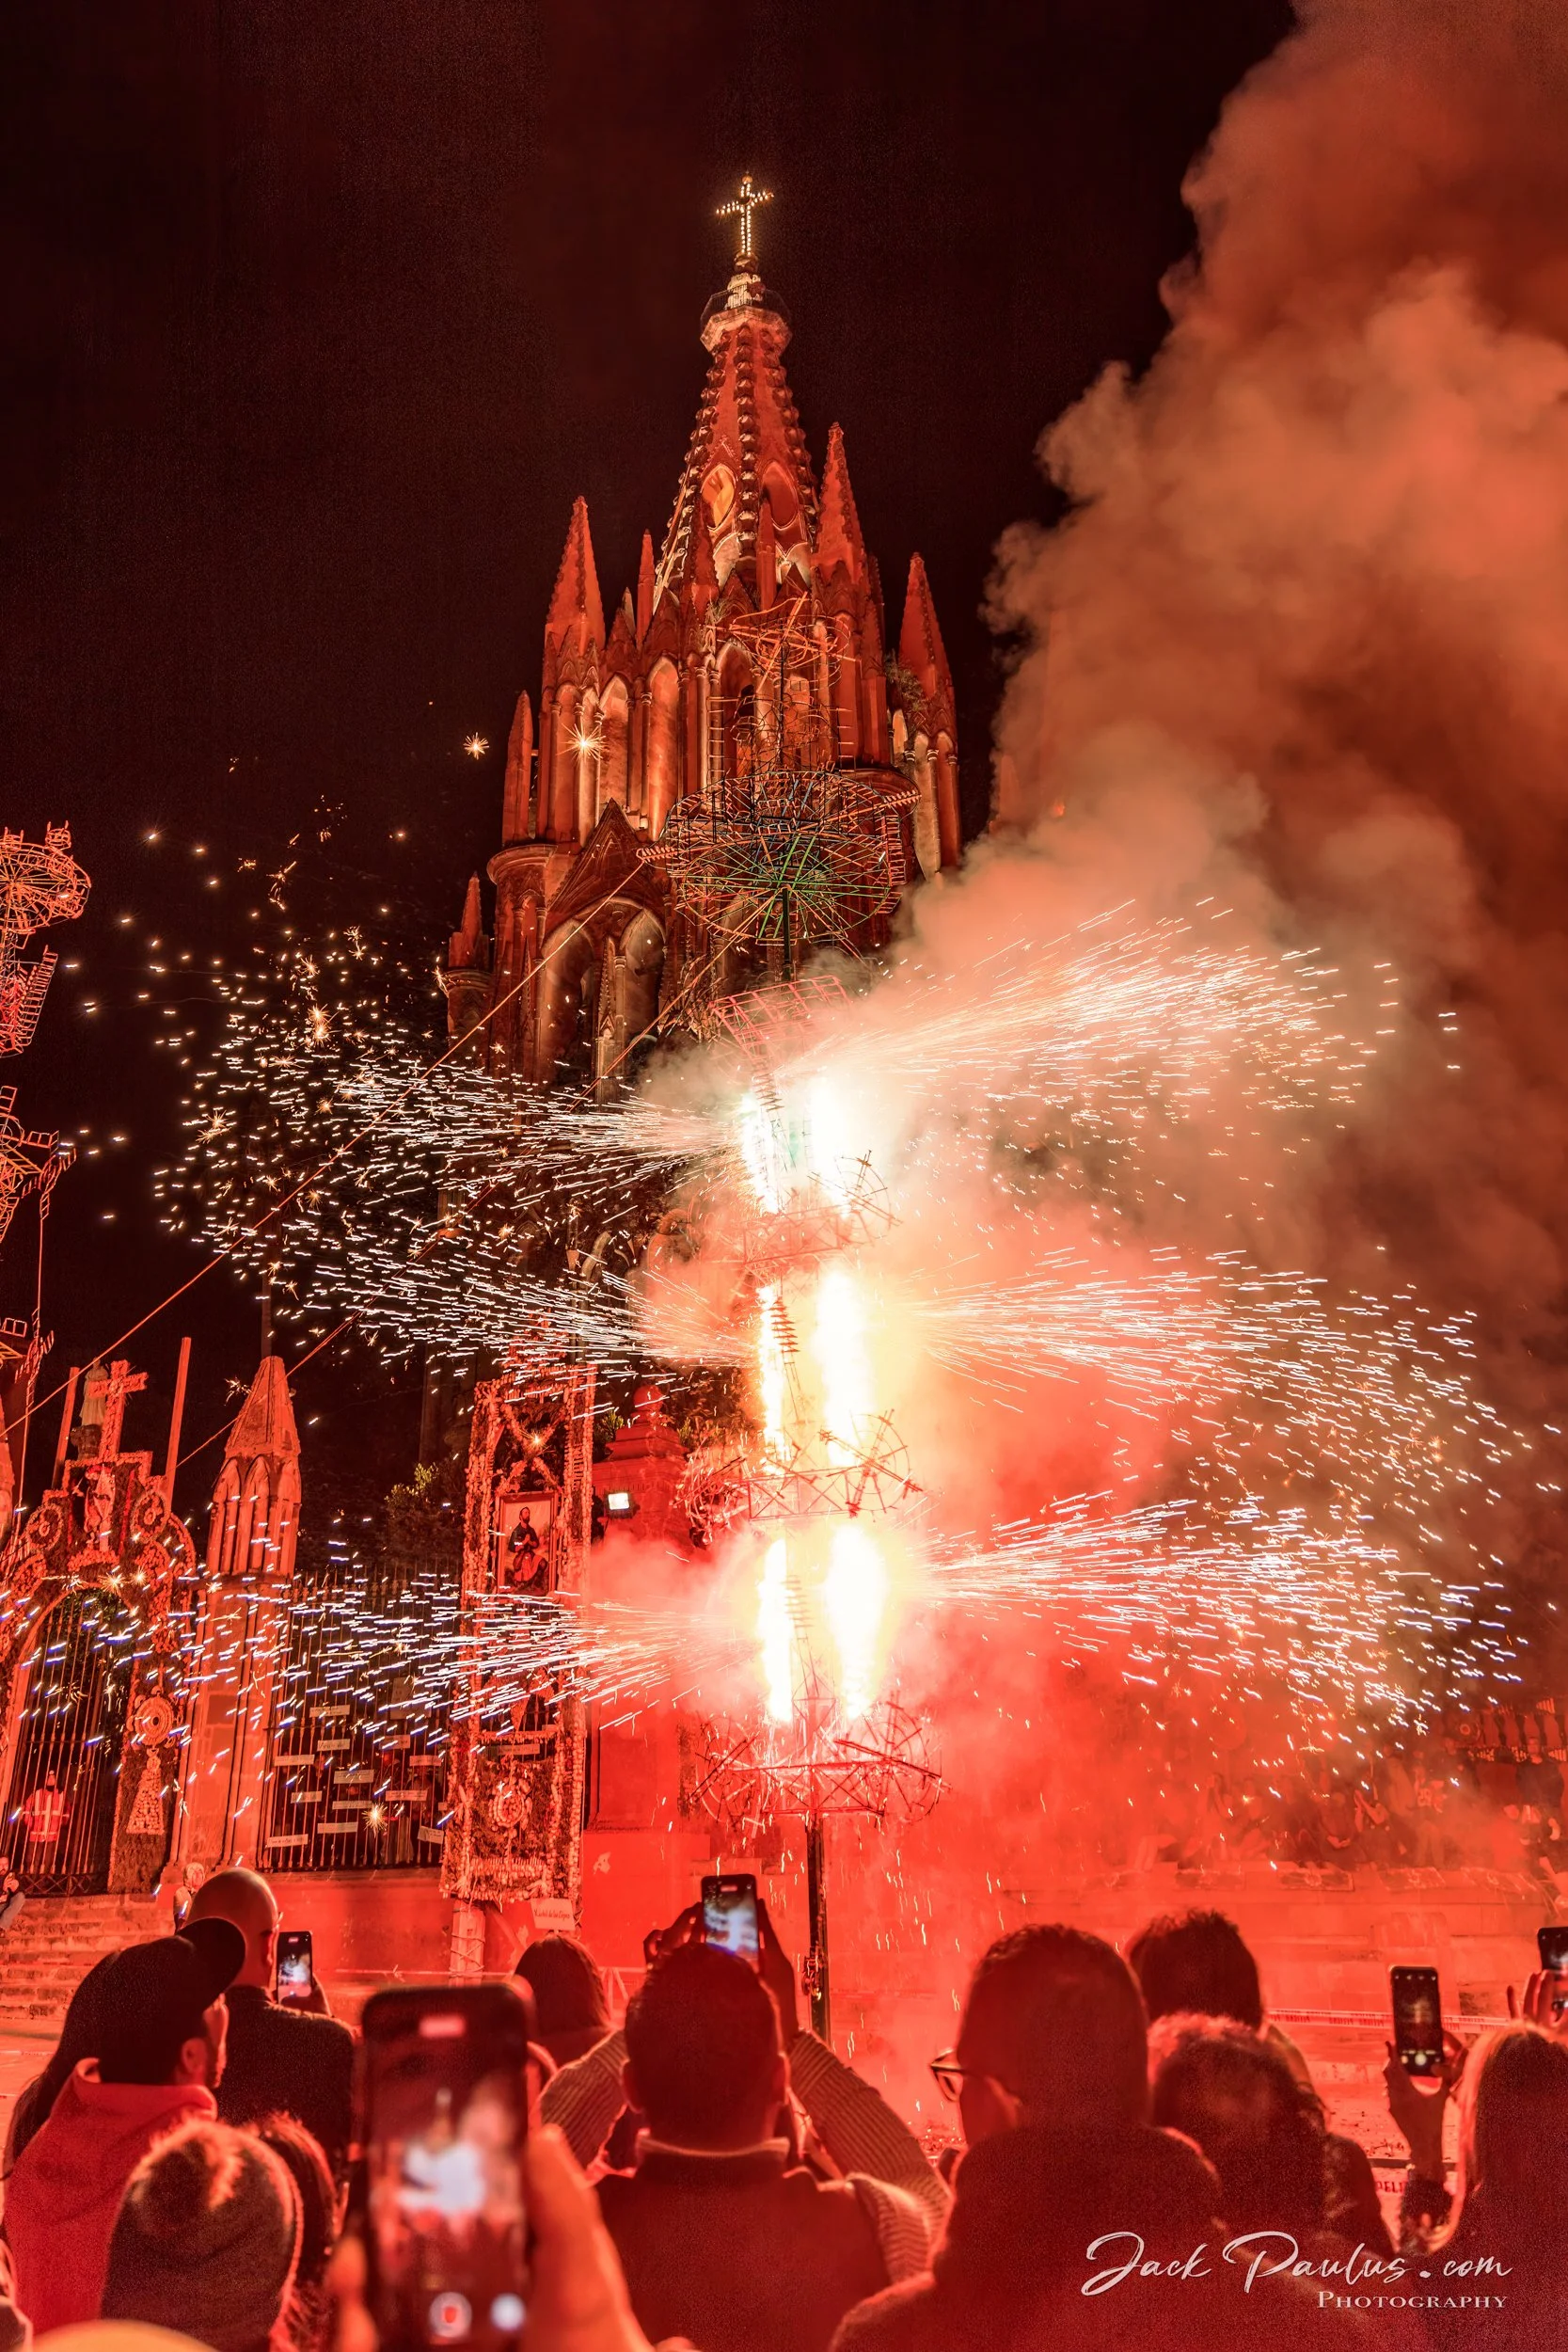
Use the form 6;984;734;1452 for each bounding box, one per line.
3;0;1291;1504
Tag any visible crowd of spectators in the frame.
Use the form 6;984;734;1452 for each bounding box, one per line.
0;1867;1565;2352
1061;1724;1568;1888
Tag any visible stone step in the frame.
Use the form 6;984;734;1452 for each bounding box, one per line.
1;1922;150;1962
0;1896;164;2027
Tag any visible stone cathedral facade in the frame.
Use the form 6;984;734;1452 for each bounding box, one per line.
441;187;960;1079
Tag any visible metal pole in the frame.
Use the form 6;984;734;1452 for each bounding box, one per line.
14;1190;48;1517
51;1366;80;1488
163;1336;192;1504
806;1807;831;2044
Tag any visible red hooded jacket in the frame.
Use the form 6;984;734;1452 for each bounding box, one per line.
2;2059;216;2334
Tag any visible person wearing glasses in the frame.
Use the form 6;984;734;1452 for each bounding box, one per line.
834;1926;1357;2352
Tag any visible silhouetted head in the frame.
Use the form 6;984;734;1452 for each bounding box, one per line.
1148;2013;1327;2236
1127;1909;1263;2030
956;1924;1148;2142
253;2112;337;2296
1456;2023;1568;2223
188;1868;280;1993
623;1943;784;2151
103;2118;301;2352
514;1933;610;2067
95;1922;245;2090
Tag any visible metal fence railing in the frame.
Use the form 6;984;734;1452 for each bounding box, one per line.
261;1549;458;1875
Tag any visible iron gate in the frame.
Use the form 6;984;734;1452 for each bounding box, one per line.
261;1553;455;1873
2;1590;135;1894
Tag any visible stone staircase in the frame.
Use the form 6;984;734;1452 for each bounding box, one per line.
0;1895;165;2027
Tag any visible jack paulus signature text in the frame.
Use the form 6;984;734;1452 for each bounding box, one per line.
1084;2233;1513;2296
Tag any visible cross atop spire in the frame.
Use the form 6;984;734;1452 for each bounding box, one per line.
718;173;773;268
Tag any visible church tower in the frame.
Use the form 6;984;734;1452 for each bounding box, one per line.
444;180;960;1083
170;1354;301;1878
206;1353;302;1584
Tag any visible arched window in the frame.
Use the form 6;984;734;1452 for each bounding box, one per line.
207;1459;242;1578
574;689;600;842
759;461;799;537
703;464;740;584
619;912;665;1071
243;1460;274;1575
645;660;680;834
910;730;940;879
536;922;600;1086
759;462;806;583
832;615;860;762
717;894;766;998
549;684;578;841
598;679;629;816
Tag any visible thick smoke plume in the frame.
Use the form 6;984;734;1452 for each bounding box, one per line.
992;0;1568;1465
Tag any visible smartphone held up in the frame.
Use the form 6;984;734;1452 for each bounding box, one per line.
276;1929;314;2006
359;1982;534;2352
1538;1925;1568;2015
701;1873;760;1966
1390;1964;1444;2077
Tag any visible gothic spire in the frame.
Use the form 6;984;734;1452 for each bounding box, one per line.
448;872;487;970
225;1354;300;1468
545;496;606;659
208;1352;301;1584
636;530;656;640
501;690;533;843
899;553;956;731
816;424;868;582
654;185;816;604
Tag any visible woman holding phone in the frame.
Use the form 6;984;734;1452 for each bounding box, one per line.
1386;2007;1568;2346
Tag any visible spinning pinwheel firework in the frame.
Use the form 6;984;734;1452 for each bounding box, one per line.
644;762;916;976
693;1682;940;1833
692;1666;940;2039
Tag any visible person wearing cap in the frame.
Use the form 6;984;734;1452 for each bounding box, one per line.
186;1867;355;2176
1;1916;245;2337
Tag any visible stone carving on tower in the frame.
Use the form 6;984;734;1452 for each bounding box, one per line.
0;1356;198;1894
441;180;960;1085
442;1352;595;1957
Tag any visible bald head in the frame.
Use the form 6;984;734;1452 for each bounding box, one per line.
187;1868;279;1989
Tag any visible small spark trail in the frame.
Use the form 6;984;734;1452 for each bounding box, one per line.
907;1258;1516;1519
780;914;1377;1127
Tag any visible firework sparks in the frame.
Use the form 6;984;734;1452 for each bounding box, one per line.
154;889;1529;1740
